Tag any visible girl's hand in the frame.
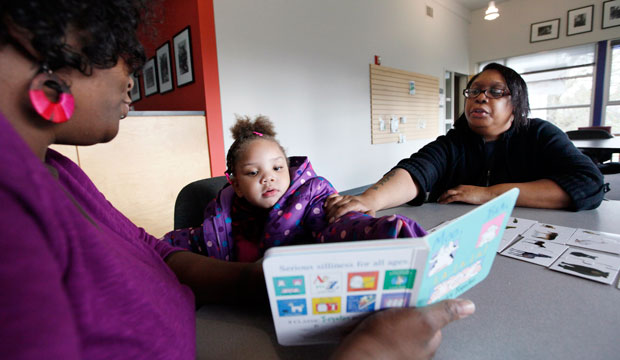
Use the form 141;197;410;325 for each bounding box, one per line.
165;251;267;307
437;185;494;205
242;258;269;307
324;194;376;223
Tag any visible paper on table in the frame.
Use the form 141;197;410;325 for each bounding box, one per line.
501;237;568;267
521;223;576;245
549;248;620;285
498;217;538;253
566;229;620;255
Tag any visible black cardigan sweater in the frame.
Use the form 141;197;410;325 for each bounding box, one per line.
394;118;604;211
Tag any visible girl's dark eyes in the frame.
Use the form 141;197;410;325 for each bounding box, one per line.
244;165;284;176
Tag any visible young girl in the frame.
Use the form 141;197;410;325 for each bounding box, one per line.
163;116;426;262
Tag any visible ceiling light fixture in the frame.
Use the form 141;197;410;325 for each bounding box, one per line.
484;1;499;21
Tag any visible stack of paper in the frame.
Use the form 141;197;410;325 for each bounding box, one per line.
498;218;620;286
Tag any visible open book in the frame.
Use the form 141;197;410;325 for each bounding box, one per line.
262;188;519;345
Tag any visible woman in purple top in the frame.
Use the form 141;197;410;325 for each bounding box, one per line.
0;1;474;359
163;116;426;262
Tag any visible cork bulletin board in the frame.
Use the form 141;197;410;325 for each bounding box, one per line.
370;64;439;144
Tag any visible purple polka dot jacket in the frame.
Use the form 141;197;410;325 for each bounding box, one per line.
163;157;426;262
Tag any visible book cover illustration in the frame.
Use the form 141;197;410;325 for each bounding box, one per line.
415;190;516;306
262;188;519;345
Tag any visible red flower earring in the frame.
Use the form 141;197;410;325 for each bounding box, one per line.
28;66;75;123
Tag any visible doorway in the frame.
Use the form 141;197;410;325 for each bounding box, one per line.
453;73;468;123
444;71;469;133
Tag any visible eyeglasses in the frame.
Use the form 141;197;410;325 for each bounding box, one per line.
463;87;511;99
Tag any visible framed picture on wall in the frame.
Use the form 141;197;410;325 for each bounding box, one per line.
567;5;594;36
156;41;174;94
530;18;560;43
130;72;141;102
602;0;620;29
143;57;159;96
173;26;195;87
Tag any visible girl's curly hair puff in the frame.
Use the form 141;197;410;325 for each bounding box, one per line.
226;115;287;176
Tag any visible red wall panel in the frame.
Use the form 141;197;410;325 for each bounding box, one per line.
133;0;225;175
134;0;205;111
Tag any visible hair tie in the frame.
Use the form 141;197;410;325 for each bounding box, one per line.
225;172;232;184
253;131;263;136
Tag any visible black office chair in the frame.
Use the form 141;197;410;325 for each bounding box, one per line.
566;129;617;172
173;176;228;229
566;129;613;140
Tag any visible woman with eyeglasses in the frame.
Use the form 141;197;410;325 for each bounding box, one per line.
325;63;604;221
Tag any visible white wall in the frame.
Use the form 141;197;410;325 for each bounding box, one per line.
469;0;620;69
213;0;471;191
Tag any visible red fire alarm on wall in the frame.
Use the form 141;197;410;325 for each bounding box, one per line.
374;55;381;65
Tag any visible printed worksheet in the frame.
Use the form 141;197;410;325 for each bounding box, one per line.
501;237;568;267
498;217;538;253
566;229;620;255
521;223;576;244
549;249;620;285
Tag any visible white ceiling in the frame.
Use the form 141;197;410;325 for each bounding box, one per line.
454;0;507;11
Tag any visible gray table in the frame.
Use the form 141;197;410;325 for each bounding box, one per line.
572;137;620;152
196;200;620;359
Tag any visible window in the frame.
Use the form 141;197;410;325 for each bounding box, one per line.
508;45;595;132
478;41;620;134
477;45;596;132
605;41;620;134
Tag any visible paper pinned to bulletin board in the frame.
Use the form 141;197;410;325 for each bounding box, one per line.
370;64;439;144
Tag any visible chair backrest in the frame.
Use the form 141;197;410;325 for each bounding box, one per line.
578;126;612;133
173;176;228;229
566;129;613;140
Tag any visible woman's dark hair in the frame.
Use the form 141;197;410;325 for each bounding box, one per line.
0;0;151;74
226;115;288;176
457;62;530;131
